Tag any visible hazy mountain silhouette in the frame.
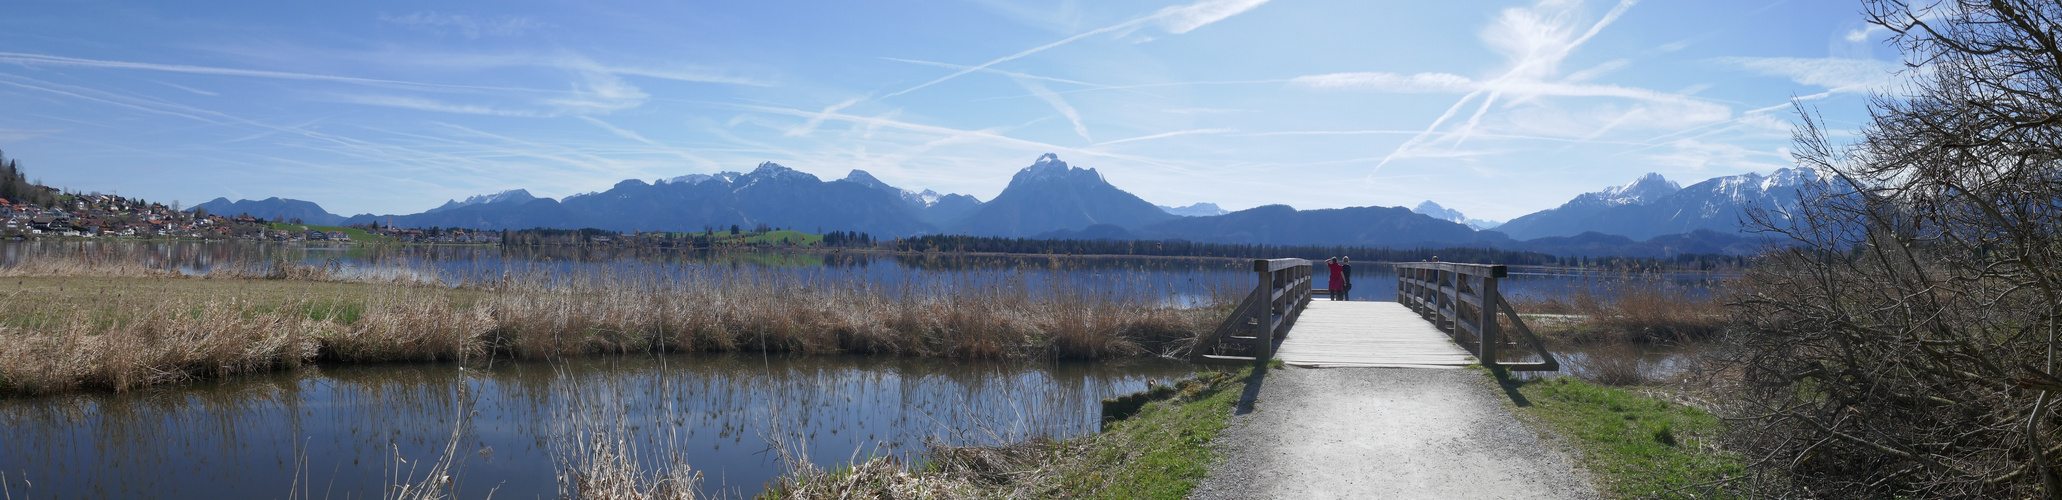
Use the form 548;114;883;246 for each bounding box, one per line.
1135;204;1496;247
195;197;344;225
950;153;1175;237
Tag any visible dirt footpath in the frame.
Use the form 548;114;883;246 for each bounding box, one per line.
1190;367;1597;500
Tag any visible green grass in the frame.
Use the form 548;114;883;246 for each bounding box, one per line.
265;223;392;243
1493;372;1743;499
1056;367;1246;499
775;365;1256;498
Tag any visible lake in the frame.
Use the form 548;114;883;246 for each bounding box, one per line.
0;355;1191;498
0;240;1734;496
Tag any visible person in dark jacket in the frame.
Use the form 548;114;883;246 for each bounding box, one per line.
1326;257;1345;301
1340;256;1353;301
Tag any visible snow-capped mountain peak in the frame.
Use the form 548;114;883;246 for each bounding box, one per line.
1411;201;1503;230
664;172;742;185
1413;201;1466;222
425;189;540;213
743;162;818;183
1012;153;1104;185
1586;173;1681;207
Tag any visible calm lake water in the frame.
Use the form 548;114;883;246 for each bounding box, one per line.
0;241;1735;497
0;355;1192;498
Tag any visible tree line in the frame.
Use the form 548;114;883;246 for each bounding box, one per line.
0;150;63;207
892;234;1749;270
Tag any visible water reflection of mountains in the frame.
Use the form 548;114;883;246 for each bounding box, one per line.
0;354;1189;498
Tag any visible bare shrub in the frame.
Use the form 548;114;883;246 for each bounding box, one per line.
1724;1;2062;496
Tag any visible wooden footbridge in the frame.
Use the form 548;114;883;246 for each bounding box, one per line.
1190;259;1558;371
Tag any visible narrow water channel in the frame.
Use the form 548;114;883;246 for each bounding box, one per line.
0;354;1192;498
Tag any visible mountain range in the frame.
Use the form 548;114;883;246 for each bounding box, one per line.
201;153;1814;257
1411;201;1502;231
1495;169;1815;241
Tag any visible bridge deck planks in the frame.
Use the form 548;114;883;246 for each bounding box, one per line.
1274;300;1477;368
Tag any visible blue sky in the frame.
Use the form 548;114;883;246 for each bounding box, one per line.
0;0;1906;221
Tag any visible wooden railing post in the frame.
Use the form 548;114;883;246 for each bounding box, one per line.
1253;259;1274;360
1479;273;1499;367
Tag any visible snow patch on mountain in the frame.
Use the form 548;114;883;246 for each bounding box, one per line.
1013;153;1104;185
425;189;541;213
1584;173;1681;207
1159;202;1229;217
1412;201;1503;230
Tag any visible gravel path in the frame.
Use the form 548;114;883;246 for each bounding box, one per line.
1190;367;1597;500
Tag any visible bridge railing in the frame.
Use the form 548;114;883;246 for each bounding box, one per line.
1190;258;1313;364
1394;262;1559;371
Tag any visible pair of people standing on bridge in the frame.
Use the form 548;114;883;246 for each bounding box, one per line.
1325;257;1352;301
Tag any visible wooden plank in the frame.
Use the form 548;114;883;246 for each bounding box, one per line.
1274;301;1477;368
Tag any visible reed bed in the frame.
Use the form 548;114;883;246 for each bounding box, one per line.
1506;272;1730;346
0;254;1229;396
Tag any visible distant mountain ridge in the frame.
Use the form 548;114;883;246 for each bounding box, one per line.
949;153;1176;237
1159;202;1229;217
1136;204;1494;247
1411;201;1502;230
195;197;343;225
425;189;538;214
1496;169;1816;240
188;154;1814;258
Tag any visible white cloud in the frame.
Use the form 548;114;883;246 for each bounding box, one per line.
1094;128;1232;146
1290;72;1474;93
1564;58;1629;83
380;12;545;39
1013;76;1093;141
786;97;863;137
1334;0;1646;172
1162;107;1248;115
1646;138;1788;171
1714;56;1904;93
1155;0;1270;34
881;0;1271;100
338;95;539;116
0;128;61;141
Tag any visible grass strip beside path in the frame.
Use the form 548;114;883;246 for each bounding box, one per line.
1492;370;1744;499
765;365;1257;499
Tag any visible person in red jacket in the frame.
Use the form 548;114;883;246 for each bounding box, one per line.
1326;257;1345;301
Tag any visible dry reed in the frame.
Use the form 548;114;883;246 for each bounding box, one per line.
0;253;1227;396
1506;272;1729;346
549;367;705;500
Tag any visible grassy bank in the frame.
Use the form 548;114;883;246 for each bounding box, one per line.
0;256;1229;396
1491;370;1742;499
765;366;1254;499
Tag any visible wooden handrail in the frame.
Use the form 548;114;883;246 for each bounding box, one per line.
1191;258;1314;364
1394;262;1559;372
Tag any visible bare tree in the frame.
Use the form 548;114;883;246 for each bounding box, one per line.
1728;1;2062;497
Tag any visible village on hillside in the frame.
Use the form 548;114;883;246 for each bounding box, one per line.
0;191;503;243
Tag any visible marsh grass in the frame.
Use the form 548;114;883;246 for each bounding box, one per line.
550;367;705;500
1507;272;1729;346
0;254;1228;396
